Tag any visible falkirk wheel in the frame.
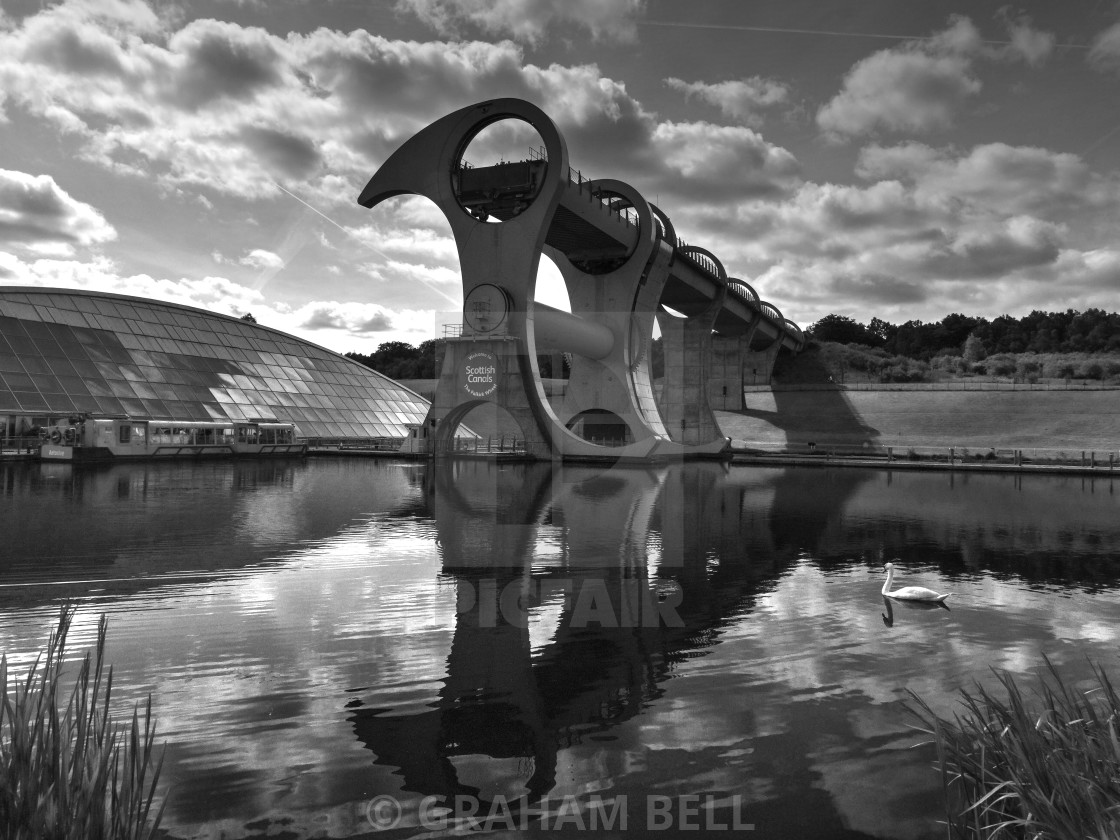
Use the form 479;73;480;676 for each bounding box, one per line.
357;98;804;461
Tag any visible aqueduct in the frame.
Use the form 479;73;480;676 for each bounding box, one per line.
358;98;804;460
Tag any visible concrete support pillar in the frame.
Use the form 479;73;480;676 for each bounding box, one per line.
742;342;782;386
657;312;724;446
548;178;674;448
420;336;554;459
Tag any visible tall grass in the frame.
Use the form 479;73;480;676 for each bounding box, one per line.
0;606;166;839
907;658;1120;839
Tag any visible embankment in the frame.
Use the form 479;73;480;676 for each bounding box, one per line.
718;387;1120;453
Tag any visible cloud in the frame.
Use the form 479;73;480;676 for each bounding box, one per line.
0;169;116;254
648;121;801;201
696;133;1120;325
816;19;982;140
298;302;398;333
0;251;433;348
239;248;284;270
855;142;1105;218
998;13;1054;66
1088;21;1120;72
665;76;791;127
0;253;266;315
396;0;644;45
166;19;285;111
816;14;1054;141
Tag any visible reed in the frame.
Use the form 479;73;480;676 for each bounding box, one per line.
907;657;1120;840
0;606;166;839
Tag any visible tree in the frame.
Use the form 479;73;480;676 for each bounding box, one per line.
962;333;986;363
808;314;882;345
867;317;896;343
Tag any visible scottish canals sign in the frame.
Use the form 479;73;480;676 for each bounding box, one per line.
461;350;501;398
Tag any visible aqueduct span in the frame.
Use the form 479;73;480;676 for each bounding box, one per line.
358;98;804;461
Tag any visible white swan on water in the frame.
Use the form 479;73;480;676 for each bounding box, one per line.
882;562;951;603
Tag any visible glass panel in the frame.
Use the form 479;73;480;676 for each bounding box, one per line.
142;399;170;417
83;379;114;398
44;393;74;412
94;362;122;379
18;355;53;375
108;380;137;398
13;392;48;411
127;381;157;400
5;335;38;354
138;366;166;384
0;353;23;373
33;339;66;359
70;359;100;377
85;345;114;363
105;346;133;365
57;376;90;396
20;321;53;340
1;372;35;391
46;358;78;377
96;397;124;414
0;315;28;336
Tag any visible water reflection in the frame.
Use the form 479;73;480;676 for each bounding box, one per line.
881;596;950;628
1;459;1118;839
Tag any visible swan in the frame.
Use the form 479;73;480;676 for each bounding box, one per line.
882;562;951;603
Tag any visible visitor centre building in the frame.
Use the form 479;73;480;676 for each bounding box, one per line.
0;287;432;445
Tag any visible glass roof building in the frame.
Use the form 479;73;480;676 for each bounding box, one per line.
0;287;432;441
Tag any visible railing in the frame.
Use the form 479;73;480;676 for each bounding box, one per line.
433;436;526;455
746;381;1120;392
443;323;464;338
304;437;405;452
1;435;42;456
736;442;1120;472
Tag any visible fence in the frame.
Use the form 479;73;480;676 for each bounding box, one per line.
748;381;1120;392
1;435;43;456
303;437;405;453
739;442;1120;471
432;436;526;455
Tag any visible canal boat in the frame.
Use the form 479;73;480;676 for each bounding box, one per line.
38;416;306;462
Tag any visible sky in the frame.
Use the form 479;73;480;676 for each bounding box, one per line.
1;0;1119;354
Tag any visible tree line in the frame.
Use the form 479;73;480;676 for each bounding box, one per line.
346;341;443;380
807;309;1120;360
345;340;580;379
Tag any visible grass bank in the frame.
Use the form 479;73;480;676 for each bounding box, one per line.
720;388;1120;453
0;607;165;839
908;660;1120;839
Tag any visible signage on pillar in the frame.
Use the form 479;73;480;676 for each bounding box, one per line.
462;350;501;398
463;283;510;334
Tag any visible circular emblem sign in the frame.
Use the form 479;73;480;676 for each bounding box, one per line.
463;350;501;398
463;284;510;334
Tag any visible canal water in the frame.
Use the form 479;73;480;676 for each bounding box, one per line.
1;458;1118;839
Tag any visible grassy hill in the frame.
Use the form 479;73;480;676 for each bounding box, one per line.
718;388;1120;452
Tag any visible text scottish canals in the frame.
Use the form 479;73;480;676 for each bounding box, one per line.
464;350;499;397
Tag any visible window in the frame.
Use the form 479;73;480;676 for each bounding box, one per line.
119;424;131;444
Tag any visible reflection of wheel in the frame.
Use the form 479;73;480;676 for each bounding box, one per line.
50;429;62;444
38;428;48;440
64;427;76;443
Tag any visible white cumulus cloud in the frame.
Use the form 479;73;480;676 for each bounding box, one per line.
0;169;116;254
